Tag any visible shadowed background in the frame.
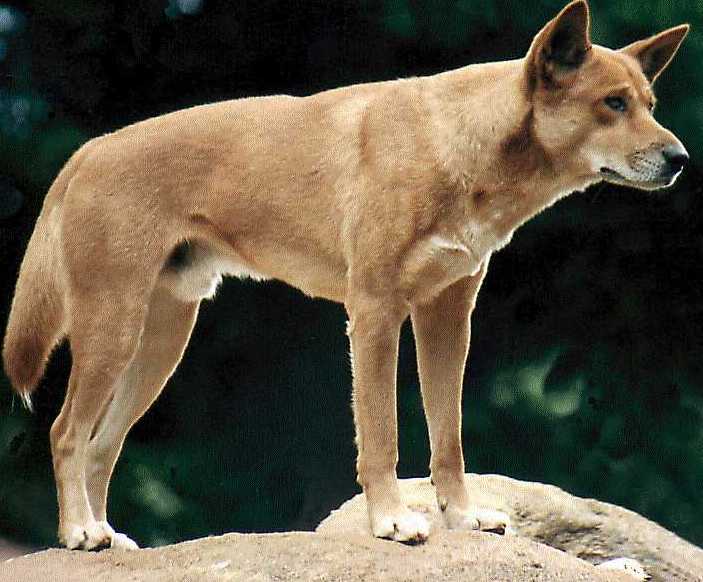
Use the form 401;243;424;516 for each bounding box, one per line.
1;0;702;549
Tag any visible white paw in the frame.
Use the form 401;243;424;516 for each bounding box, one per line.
62;520;139;551
63;521;111;550
442;505;512;535
96;521;139;550
371;509;430;543
111;531;140;551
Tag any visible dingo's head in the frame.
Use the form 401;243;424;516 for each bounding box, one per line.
525;0;689;190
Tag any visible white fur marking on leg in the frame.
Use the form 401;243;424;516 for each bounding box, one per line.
372;510;430;543
443;505;512;535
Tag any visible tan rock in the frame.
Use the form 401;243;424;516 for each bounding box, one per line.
319;474;703;582
3;474;702;582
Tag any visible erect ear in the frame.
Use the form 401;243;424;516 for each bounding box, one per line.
620;25;689;83
525;1;592;89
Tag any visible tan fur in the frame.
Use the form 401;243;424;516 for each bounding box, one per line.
2;1;689;548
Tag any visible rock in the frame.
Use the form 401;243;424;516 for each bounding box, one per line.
319;474;703;582
3;474;702;582
0;537;35;561
2;530;635;582
597;558;649;581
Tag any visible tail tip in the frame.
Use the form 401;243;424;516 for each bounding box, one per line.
19;391;34;413
3;334;46;412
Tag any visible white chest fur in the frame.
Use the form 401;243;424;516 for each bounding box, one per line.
401;207;519;304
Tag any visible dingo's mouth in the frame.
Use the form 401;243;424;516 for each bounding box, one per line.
599;167;676;190
599;167;625;180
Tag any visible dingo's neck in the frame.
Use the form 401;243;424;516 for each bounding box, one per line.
424;61;597;253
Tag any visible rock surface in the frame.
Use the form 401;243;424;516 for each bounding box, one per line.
319;474;703;581
0;537;34;562
3;474;702;582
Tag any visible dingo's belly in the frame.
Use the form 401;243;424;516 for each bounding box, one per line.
158;238;348;303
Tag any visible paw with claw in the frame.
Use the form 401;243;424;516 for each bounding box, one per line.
441;502;513;536
61;520;139;551
370;507;431;543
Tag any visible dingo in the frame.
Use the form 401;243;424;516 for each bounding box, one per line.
3;1;689;549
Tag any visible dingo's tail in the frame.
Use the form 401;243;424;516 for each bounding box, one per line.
3;146;88;410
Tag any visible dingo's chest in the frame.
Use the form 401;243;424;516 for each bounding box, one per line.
401;218;515;303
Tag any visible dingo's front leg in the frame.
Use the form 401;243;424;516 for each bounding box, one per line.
411;265;510;535
347;294;430;543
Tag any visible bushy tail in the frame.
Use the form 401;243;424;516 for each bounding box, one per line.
2;146;87;409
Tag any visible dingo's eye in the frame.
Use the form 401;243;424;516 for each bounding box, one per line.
605;96;627;112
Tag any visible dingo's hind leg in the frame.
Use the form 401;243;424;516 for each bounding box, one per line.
50;289;149;550
85;287;200;549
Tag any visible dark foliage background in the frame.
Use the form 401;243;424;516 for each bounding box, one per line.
1;0;702;549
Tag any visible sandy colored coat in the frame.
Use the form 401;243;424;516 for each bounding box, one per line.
3;0;689;549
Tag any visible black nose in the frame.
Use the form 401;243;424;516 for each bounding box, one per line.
662;144;689;175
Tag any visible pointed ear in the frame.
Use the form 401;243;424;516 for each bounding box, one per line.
620;25;689;83
525;1;592;89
